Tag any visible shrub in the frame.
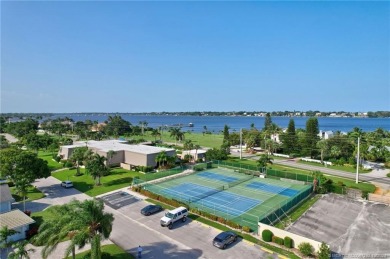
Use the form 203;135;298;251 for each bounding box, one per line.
26;226;38;240
298;242;314;256
318;242;331;259
54;156;61;162
64;161;73;168
274;236;284;246
242;226;251;233
284;236;293;248
361;190;369;200
262;229;273;242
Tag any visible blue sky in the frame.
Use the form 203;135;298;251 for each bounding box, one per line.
1;1;389;113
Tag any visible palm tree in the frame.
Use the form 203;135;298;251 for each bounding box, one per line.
183;140;194;151
85;154;108;185
151;129;161;141
69;147;88;176
0;226;19;256
316;139;329;164
34;199;113;259
194;144;201;162
77;199;114;258
257;154;273;173
7;241;35;259
106;150;116;168
156;151;167;168
169;127;183;146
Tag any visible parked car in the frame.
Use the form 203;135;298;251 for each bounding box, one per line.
141;204;163;216
160;206;188;229
212;231;238;249
61;180;73;188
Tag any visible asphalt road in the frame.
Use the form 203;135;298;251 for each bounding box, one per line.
21;177;272;259
231;152;390;186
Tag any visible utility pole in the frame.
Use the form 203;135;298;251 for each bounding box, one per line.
239;128;242;160
356;137;360;184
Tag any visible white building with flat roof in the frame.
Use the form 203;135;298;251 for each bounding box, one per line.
59;140;176;169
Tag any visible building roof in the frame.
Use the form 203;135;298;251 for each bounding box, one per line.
0;184;15;203
0;210;35;230
63;140;175;155
182;149;207;155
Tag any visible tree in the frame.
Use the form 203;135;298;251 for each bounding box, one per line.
305;117;320;158
257;154;273;172
183;140;194;151
263;113;272;131
104;115;131;138
281;119;298;155
298;242;313;257
0;135;9;149
317;242;331;259
69;147;88;176
169;127;184;146
14;178;32;212
85;154;108;185
138;121;148;135
0;226;19;256
0;148;50;188
316;139;329;164
194;144;201;162
151;129;161;141
223;125;230;144
7;241;35;259
106;150;117;168
35;199;113;259
156;151;168;168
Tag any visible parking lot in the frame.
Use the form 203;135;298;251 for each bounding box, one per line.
99;191;140;209
287;194;390;257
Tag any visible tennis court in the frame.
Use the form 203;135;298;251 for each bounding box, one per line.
142;167;312;231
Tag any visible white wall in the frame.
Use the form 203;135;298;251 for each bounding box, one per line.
258;222;323;252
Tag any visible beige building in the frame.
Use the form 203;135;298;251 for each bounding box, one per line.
59;140;176;169
180;149;207;161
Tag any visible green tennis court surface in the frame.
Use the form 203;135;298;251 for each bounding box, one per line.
143;167;312;232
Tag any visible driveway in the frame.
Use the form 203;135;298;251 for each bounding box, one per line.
21;177;273;259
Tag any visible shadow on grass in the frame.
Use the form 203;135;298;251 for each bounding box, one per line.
73;182;95;193
104;177;133;187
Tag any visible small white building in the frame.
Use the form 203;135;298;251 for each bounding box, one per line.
0;184;35;243
181;149;207;161
318;130;334;139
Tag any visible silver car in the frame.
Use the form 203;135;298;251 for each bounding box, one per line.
212;231;238;249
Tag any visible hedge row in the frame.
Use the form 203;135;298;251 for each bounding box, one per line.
262;230;294;249
133;186;252;233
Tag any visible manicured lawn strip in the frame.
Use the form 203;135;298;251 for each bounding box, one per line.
38;151;63;171
145;199;299;259
298;160;370;173
275;195;320;229
52;168;143;197
325;175;376;193
10;186;45;202
69;244;134;259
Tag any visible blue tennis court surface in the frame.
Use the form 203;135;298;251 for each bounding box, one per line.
197;171;238;183
160;183;219;200
246;182;299;197
192;191;261;217
161;182;260;217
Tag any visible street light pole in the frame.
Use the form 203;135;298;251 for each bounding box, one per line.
240;128;242;160
356;137;360;184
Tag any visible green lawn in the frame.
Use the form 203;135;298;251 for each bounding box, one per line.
298;160;371;173
52;168;144;197
69;244;134;259
387;173;390;178
38;151;64;171
10;186;45;202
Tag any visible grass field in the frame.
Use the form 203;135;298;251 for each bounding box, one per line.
52;168;143;196
38;151;64;171
10;186;45;202
298;160;371;173
69;244;134;259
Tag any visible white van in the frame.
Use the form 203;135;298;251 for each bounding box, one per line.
160;206;188;229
